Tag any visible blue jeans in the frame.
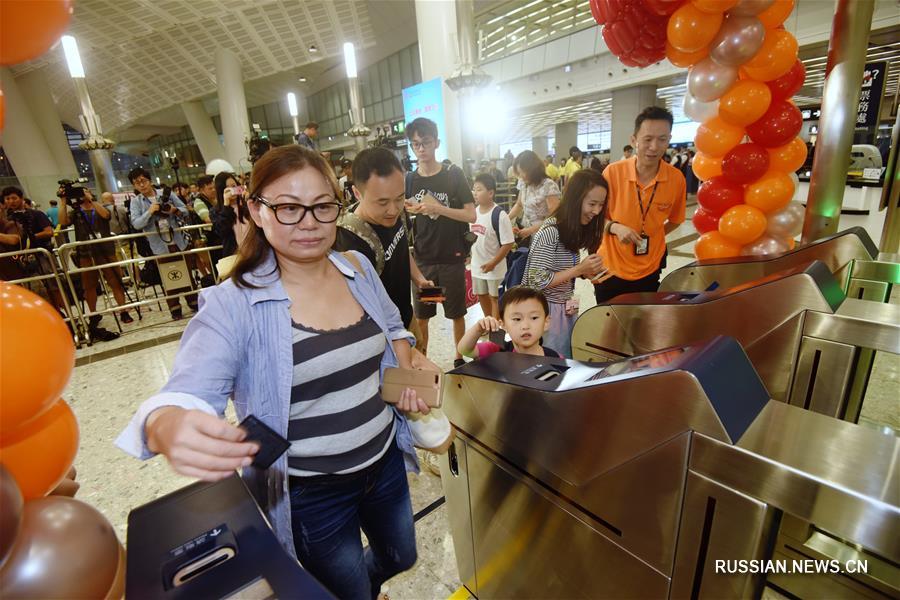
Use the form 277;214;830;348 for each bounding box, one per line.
289;439;417;600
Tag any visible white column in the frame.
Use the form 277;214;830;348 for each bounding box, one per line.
611;85;657;159
181;100;226;164
555;122;579;159
16;68;79;179
215;48;251;173
532;136;550;158
0;67;64;206
414;0;463;165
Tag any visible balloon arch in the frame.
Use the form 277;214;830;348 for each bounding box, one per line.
590;0;808;259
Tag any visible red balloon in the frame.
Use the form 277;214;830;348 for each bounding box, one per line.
697;176;745;216
595;0;669;68
644;0;685;16
692;207;721;234
590;0;609;24
722;142;770;184
746;100;802;148
766;59;806;100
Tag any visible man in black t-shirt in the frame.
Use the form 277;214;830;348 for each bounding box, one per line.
404;118;476;367
333;147;433;328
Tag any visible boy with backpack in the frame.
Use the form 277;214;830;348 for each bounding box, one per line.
469;173;515;320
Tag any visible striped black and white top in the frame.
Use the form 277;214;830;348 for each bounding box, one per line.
522;217;579;304
287;313;395;477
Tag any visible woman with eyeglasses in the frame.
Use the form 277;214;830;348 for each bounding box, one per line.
117;146;428;600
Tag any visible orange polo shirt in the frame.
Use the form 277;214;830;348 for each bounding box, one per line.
599;157;686;280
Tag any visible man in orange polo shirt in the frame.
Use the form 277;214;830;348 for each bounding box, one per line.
595;106;686;304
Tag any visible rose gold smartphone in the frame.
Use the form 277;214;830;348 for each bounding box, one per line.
382;368;443;408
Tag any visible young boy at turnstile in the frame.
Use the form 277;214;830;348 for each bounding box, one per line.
458;286;562;359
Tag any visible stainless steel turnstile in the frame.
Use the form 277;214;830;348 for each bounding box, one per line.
660;227;899;304
441;337;899;599
572;261;899;423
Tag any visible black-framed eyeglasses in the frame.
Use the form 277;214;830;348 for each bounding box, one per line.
254;195;342;225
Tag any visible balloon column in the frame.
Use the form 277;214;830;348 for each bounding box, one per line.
0;283;125;599
590;0;807;259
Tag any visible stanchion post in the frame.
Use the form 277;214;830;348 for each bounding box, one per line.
802;0;875;244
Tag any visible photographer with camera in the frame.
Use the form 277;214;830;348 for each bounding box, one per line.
58;181;133;340
128;167;198;320
1;186;66;311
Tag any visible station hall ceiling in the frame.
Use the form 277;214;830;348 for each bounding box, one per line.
10;0;422;142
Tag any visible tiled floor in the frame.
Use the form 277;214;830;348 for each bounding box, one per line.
62;207;897;599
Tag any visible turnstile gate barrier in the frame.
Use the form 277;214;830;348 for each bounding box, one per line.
660;227;899;304
572;260;900;424
441;337;899;599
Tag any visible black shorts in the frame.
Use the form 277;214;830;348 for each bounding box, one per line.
412;262;467;320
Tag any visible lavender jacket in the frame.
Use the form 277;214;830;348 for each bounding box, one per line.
115;250;418;558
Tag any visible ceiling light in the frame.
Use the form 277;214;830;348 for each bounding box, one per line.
308;44;318;53
343;42;357;78
287;92;298;117
298;76;307;82
61;36;85;78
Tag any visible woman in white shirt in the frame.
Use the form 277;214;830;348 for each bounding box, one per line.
507;150;561;244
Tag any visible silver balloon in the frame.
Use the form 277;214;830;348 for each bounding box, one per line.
709;15;766;67
683;90;720;123
729;0;775;16
789;171;800;199
688;58;739;102
741;234;790;256
765;200;804;238
0;466;23;569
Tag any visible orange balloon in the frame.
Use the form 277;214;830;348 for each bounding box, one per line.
719;80;773;127
0;1;73;66
742;29;799;81
718;204;768;244
695;231;743;260
695;117;746;158
0;88;4;130
692;152;724;181
744;170;795;213
0;283;75;436
767;137;808;172
692;0;739;13
665;41;709;68
787;237;796;250
0;399;79;499
758;0;795;29
667;3;724;53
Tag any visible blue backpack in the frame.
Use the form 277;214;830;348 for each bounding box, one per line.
499;246;529;299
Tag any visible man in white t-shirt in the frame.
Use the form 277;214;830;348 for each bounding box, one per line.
470;173;515;320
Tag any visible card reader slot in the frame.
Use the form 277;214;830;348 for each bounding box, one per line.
172;547;236;587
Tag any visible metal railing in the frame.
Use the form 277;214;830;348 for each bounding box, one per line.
0;246;89;345
2;224;222;347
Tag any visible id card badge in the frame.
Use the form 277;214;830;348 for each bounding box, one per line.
634;234;650;256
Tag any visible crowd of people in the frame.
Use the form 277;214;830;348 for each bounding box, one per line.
3;105;688;600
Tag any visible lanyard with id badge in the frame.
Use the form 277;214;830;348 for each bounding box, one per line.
633;182;657;256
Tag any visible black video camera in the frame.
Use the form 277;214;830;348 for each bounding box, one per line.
57;178;90;206
158;185;173;214
249;129;272;164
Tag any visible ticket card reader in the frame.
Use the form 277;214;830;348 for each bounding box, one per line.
126;475;332;600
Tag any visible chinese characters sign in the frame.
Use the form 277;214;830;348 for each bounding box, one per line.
857;61;887;129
